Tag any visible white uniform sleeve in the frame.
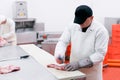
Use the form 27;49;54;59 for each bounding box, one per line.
1;19;15;40
90;29;109;65
54;26;71;58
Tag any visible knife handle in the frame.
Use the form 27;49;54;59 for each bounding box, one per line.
20;55;29;59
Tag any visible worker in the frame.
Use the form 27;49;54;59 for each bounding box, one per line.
0;15;16;47
54;5;109;80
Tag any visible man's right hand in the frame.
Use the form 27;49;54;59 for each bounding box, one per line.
0;37;7;47
55;55;64;64
0;19;6;25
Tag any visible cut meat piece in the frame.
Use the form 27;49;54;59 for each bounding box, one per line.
0;65;20;74
47;64;65;70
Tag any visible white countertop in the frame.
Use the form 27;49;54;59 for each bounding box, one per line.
19;44;86;80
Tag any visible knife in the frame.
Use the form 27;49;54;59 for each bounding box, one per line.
0;55;29;62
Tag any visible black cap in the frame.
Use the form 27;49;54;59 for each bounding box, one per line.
74;5;93;24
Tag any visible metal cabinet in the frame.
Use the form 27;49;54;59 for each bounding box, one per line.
14;18;45;45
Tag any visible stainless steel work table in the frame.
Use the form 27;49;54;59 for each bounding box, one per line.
0;44;86;80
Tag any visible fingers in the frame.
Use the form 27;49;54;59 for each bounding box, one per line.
64;64;73;71
56;58;63;64
1;19;7;24
64;61;79;71
0;39;7;47
55;55;64;64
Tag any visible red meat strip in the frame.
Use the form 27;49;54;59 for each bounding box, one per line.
0;65;20;74
47;64;65;70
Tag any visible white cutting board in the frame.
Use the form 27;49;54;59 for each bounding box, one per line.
19;44;86;80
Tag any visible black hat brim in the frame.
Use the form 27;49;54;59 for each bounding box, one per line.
74;16;87;24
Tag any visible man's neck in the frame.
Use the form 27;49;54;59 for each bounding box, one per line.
81;24;91;32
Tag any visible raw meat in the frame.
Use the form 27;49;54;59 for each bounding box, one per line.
0;65;20;74
47;64;65;70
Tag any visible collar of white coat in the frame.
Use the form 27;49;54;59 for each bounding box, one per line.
74;21;95;32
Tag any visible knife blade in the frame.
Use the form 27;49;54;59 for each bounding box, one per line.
0;55;29;62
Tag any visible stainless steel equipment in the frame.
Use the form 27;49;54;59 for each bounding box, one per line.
41;32;62;55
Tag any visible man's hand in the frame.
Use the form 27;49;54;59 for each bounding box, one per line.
0;37;7;47
0;19;6;25
55;55;64;64
64;57;93;71
64;61;79;71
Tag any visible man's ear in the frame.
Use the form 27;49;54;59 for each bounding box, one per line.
91;16;94;20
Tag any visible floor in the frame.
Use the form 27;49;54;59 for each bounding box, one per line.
103;67;120;80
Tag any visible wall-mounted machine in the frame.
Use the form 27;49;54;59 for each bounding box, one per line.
13;1;45;45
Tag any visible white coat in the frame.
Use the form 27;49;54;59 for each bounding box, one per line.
0;16;16;45
54;20;109;80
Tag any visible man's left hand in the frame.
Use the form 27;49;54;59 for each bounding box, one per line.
64;57;93;71
64;61;79;71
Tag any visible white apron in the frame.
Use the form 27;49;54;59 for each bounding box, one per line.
70;25;102;80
